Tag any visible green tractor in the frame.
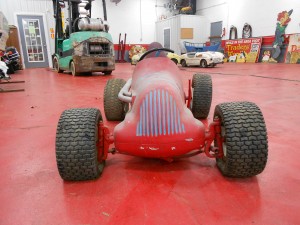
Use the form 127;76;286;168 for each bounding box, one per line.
52;0;115;76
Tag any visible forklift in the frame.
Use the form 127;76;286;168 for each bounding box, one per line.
52;0;115;76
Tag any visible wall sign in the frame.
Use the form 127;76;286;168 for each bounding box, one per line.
285;34;300;64
224;38;262;63
181;28;193;39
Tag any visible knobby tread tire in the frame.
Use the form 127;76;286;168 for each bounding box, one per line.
191;73;212;119
104;78;126;121
214;101;268;178
56;108;104;181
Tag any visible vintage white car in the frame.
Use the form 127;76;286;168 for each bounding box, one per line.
180;51;224;68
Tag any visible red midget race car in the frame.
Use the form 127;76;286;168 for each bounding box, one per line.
55;42;268;181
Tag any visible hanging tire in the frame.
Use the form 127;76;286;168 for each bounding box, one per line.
191;73;212;119
70;61;79;76
53;56;63;73
104;78;127;121
200;59;208;68
56;108;105;181
181;59;187;67
214;101;268;178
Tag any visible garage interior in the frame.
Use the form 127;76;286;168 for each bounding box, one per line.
0;0;300;224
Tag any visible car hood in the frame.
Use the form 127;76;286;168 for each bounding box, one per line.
202;51;224;58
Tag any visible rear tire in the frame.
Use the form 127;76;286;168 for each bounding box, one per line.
104;78;127;121
181;59;187;67
214;101;268;178
70;61;79;76
191;74;212;119
56;108;105;181
200;59;208;68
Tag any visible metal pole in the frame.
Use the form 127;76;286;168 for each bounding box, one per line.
117;33;121;61
102;0;107;21
122;33;127;61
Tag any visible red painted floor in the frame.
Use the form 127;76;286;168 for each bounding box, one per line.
0;63;299;225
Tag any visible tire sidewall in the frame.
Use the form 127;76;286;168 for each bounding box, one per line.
191;74;212;118
214;102;268;178
200;59;207;68
71;61;76;76
53;57;61;72
56;108;104;181
104;79;127;121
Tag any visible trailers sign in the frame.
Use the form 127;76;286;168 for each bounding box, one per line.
225;38;262;63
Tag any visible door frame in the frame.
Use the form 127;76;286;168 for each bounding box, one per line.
210;21;222;45
14;12;52;69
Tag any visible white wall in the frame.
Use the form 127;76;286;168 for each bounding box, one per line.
2;0;299;56
0;0;55;55
196;0;300;40
0;0;169;56
156;15;209;54
86;0;169;45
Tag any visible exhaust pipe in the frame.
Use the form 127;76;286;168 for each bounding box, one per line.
102;0;109;31
102;0;107;21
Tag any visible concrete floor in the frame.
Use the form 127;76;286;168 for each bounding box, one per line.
0;63;299;224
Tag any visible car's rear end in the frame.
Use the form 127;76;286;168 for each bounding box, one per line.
70;32;115;74
205;51;224;66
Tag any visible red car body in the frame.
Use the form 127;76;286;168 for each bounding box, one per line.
56;43;268;181
114;57;205;159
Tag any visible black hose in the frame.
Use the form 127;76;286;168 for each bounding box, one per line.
139;48;174;61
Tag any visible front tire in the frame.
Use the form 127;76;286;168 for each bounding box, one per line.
191;74;212;119
56;108;105;181
104;78;127;121
104;71;112;75
171;58;178;64
181;59;187;67
214;101;268;178
53;56;63;73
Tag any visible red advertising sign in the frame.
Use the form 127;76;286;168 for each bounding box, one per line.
225;38;262;63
